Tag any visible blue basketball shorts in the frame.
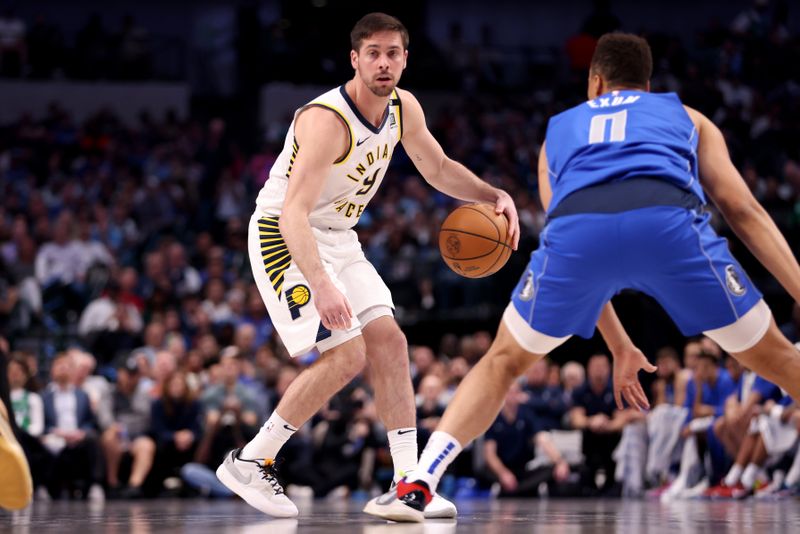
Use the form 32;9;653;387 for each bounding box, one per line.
508;206;763;343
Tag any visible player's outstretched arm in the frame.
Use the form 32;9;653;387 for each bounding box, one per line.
398;89;519;249
279;107;354;331
538;145;656;411
687;106;800;304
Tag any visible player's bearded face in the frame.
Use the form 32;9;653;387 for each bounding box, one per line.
365;70;396;97
353;32;407;97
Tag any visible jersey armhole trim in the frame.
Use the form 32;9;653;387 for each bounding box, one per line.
300;103;354;165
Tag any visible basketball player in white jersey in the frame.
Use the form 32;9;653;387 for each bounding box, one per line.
215;12;520;518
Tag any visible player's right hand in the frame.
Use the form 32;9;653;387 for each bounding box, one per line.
494;189;520;250
314;278;354;331
611;346;657;411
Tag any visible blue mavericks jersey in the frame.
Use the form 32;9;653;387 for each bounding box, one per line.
544;90;704;214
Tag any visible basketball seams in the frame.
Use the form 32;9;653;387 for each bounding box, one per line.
479;239;511;277
439;227;513;249
461;205;501;241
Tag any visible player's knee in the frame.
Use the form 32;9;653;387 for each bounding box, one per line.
484;345;535;381
368;322;408;358
387;333;410;373
365;322;408;368
379;325;407;357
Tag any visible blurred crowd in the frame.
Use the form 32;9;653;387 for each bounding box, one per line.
0;10;152;80
6;335;800;502
2;0;800;502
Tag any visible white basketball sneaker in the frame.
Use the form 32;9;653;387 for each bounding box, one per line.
425;492;458;519
363;479;457;521
216;449;299;517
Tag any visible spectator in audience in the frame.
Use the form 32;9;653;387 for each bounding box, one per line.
638;344;695;493
523;359;568;432
683;351;737;428
410;346;436;392
40;352;103;500
561;361;586;396
305;385;380;497
166;243;202;299
35;213;86;323
71;348;114;431
201;348;259;428
233;322;257;361
706;373;784;497
547;361;562;389
7;353;46;490
201;278;234;326
73;219;114;282
416;374;446;448
181;350;259;498
661;349;738;500
755;397;800;497
132;322;167;372
483;380;567;497
726;393;798;499
149;371;202;492
652;347;689;407
7;353;43;437
138;251;169;302
569;354;640;496
238;288;274;349
441;356;470;404
682;339;703;375
101;359;155;498
78;279;143;364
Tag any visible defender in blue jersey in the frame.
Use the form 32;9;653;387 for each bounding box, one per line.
366;33;800;522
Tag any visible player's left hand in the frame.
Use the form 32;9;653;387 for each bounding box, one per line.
494;190;520;250
611;346;657;411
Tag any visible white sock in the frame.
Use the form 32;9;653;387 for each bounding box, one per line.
674;435;700;487
741;463;761;488
387;427;418;482
413;431;463;492
241;412;297;460
724;463;743;487
771;470;786;489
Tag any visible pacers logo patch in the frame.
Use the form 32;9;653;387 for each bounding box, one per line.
286;284;311;320
725;265;747;296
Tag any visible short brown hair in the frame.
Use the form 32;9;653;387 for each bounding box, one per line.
590;33;652;89
350;12;409;51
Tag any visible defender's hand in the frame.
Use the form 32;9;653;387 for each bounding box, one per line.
495;190;520;250
611;346;657;411
314;278;353;331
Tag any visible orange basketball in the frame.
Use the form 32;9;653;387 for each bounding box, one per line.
438;203;513;278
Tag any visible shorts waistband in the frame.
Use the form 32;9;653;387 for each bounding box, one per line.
547;177;704;219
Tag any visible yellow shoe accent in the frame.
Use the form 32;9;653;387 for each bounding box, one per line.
0;400;32;510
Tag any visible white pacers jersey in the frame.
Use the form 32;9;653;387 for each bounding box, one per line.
255;85;403;229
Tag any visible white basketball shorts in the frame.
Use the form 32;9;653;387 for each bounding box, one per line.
248;214;394;357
